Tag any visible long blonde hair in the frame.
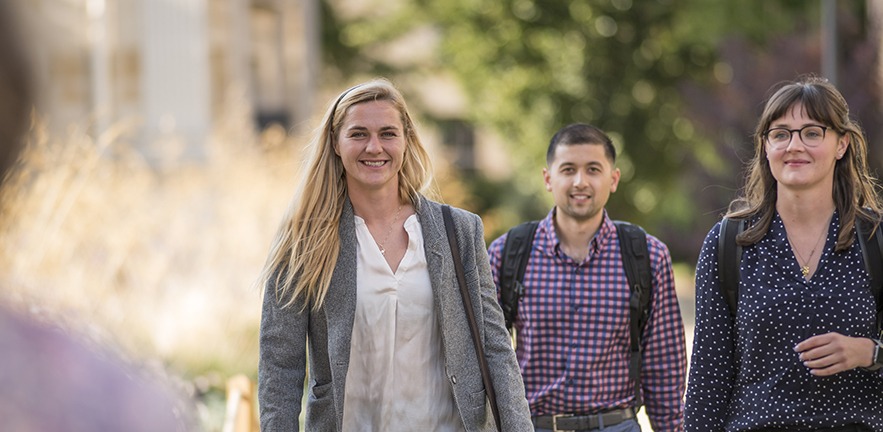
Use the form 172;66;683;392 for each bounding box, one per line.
259;78;435;310
728;75;882;251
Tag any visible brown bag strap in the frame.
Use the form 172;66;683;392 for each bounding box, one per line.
441;205;501;431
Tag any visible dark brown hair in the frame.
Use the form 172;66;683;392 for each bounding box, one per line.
546;123;616;165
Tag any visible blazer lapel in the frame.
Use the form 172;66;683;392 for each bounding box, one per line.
324;198;358;419
325;198;358;339
417;199;462;352
418;197;447;270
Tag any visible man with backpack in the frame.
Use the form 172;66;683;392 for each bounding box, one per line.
487;123;687;431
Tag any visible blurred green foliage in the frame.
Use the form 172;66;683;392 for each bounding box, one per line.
319;0;879;261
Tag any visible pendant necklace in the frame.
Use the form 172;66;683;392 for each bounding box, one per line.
787;222;827;277
375;204;403;256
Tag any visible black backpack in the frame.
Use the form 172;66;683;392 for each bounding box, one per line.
717;216;883;338
499;220;653;406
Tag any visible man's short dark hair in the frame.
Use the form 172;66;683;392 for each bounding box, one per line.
546;123;616;165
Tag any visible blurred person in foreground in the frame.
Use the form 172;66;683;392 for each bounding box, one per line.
257;78;533;431
486;123;687;431
685;76;883;431
0;3;191;430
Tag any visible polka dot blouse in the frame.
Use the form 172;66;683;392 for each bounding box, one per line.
684;211;883;432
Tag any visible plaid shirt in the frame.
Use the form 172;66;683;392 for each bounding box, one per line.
488;209;686;432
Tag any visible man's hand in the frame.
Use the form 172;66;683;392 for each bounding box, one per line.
794;332;875;376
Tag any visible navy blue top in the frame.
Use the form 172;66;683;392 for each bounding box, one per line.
685;211;883;432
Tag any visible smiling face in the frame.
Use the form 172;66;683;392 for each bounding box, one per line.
544;142;621;225
766;103;849;194
334;100;406;197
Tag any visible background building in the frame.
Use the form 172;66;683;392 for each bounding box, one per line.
21;0;320;163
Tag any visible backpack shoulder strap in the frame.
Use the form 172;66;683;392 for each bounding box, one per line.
855;217;883;338
718;217;745;320
614;220;652;408
499;220;539;331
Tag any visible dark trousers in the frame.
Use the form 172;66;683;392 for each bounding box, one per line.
754;424;871;432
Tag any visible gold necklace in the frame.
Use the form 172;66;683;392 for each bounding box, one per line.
787;223;827;277
375;204;403;256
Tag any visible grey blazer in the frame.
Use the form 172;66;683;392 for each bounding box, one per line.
258;196;533;432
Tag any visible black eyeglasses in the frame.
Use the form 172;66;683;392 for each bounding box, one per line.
763;125;829;150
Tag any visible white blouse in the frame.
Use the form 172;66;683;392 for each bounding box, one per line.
342;214;464;432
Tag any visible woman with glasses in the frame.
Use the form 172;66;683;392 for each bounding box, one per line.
257;78;532;431
685;75;883;432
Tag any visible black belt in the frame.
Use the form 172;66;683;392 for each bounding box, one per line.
533;408;636;431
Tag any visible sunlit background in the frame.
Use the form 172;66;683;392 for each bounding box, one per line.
2;0;882;430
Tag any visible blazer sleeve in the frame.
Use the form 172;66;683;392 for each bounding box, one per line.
258;271;309;431
465;212;534;431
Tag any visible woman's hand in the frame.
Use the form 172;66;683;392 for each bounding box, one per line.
794;332;875;376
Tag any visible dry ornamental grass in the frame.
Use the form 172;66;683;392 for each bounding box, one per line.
0;111;301;428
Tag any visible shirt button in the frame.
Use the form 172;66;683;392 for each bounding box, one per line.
450;375;457;384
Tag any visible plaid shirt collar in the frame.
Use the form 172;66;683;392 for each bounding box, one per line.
536;207;617;263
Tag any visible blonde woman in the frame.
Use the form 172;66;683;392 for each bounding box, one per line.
257;78;532;431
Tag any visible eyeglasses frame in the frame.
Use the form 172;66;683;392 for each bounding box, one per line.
763;125;830;149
